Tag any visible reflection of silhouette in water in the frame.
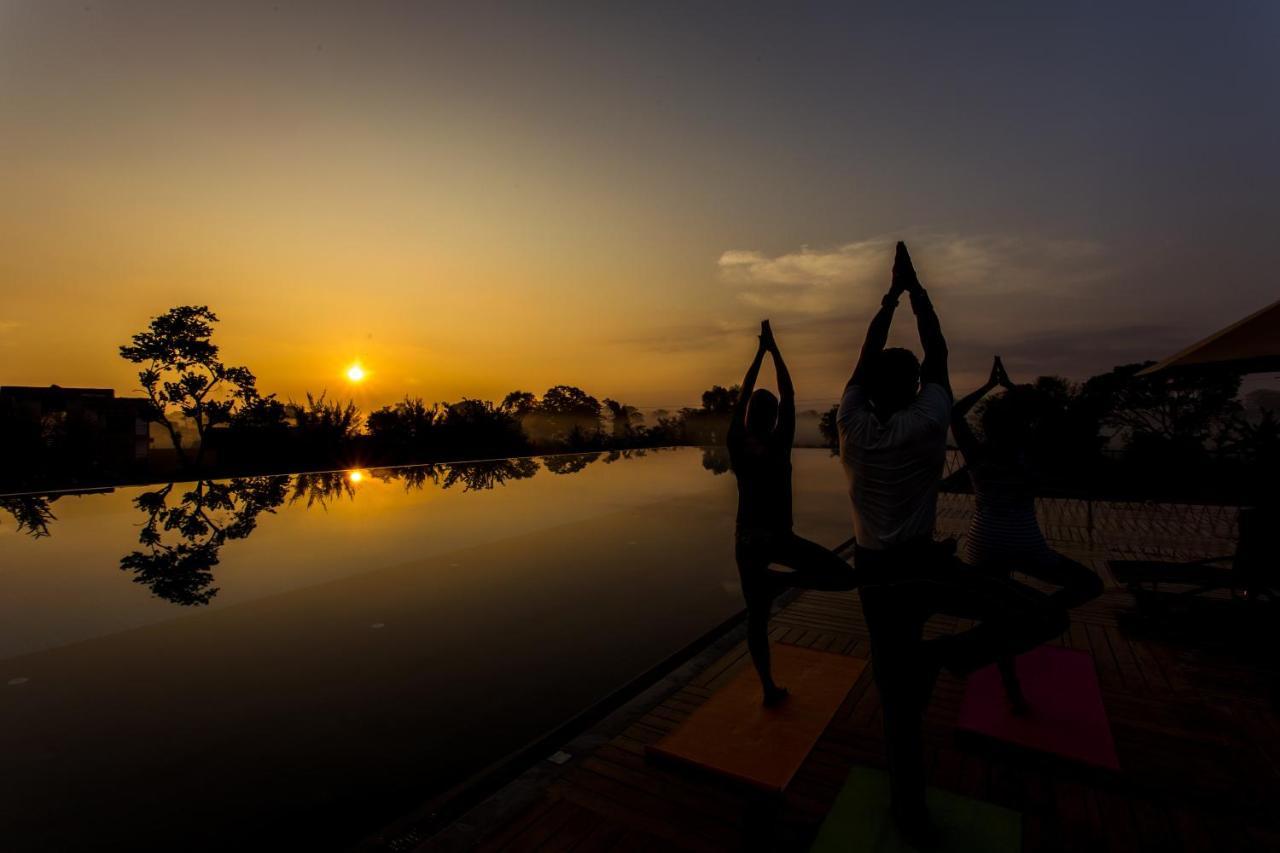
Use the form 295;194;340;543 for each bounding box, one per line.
120;477;288;605
602;448;649;464
373;464;441;492
439;458;540;491
729;320;857;707
0;495;57;538
63;451;608;608
542;453;601;476
289;471;356;508
952;356;1103;712
700;446;730;475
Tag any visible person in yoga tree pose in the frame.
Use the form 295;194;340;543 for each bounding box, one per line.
952;355;1104;713
838;242;1069;843
728;320;858;706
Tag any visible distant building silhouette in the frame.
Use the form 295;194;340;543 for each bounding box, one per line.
0;386;153;481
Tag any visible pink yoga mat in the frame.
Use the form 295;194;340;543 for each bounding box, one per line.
957;645;1120;771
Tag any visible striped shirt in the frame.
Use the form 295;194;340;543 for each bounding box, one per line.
962;456;1052;568
837;382;952;551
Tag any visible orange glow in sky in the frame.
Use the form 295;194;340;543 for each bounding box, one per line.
2;5;1277;410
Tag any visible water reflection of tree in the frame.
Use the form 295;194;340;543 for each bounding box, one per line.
289;471;356;508
119;477;287;605
98;448;633;607
602;448;648;464
438;458;540;491
0;495;56;538
701;446;731;475
542;453;601;476
374;464;441;492
372;458;545;492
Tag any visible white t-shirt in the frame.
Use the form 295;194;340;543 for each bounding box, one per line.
837;382;951;551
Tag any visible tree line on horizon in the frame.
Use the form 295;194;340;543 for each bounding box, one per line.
0;305;765;489
816;363;1277;503
2;304;1276;502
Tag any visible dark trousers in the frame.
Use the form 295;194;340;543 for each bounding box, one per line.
977;551;1104;692
735;529;858;692
856;541;1069;813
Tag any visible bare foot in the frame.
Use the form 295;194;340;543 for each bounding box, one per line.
763;686;790;707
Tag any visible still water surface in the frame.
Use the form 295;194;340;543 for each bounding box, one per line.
0;447;851;851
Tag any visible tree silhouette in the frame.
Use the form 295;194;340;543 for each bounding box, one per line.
119;306;264;469
500;390;539;416
1082;362;1243;449
533;385;602;444
700;384;740;415
603;398;643;440
367;397;440;460
228;394;290;434
119;476;287;605
436;399;527;456
288;393;363;463
818;404;839;452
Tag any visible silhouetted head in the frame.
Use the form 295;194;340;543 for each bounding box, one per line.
866;348;920;417
745;388;779;439
981;387;1032;452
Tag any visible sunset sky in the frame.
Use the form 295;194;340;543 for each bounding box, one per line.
2;2;1278;412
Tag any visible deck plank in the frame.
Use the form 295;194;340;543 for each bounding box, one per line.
419;506;1278;853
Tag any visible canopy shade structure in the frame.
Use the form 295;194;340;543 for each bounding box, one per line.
1139;298;1280;375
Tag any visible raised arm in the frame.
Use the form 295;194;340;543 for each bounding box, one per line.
896;242;950;395
848;245;911;388
952;356;1007;459
763;321;795;447
728;323;768;446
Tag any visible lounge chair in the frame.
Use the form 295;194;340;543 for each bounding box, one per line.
1109;506;1277;603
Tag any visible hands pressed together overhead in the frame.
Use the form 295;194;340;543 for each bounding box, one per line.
758;319;777;353
988;355;1014;390
889;241;924;300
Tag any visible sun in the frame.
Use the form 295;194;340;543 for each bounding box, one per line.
345;363;366;383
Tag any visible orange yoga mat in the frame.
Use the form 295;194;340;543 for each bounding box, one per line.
648;643;867;792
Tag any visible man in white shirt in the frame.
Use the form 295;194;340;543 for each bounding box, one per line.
838;242;1068;842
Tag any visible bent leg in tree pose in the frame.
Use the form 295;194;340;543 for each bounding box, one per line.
952;355;1104;712
728;320;858;705
837;243;1070;841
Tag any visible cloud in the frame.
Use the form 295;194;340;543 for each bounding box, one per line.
716;233;1110;315
626;231;1196;396
716;240;886;314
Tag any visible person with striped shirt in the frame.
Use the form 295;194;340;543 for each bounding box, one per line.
952;355;1104;713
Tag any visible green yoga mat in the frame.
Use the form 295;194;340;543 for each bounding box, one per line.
810;767;1021;853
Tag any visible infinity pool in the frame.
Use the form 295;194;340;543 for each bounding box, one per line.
0;447;851;851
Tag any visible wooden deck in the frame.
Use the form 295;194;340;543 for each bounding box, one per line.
411;499;1278;852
